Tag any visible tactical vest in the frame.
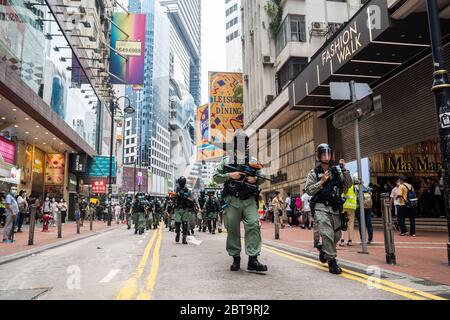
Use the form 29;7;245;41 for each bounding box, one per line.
206;198;219;213
311;166;344;211
198;196;206;208
175;187;192;209
133;201;145;213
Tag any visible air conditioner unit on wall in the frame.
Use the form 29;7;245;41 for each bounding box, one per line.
311;22;328;36
262;55;274;65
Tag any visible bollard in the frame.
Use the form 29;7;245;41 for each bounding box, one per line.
28;205;36;245
76;218;80;234
381;193;396;264
274;210;280;240
90;211;93;231
57;211;62;238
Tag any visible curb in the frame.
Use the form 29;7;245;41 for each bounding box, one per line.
0;225;123;266
262;239;450;289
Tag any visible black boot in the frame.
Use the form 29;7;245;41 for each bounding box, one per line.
182;222;188;244
212;220;217;234
202;226;206;232
230;256;240;271
247;256;268;273
317;244;327;264
218;228;222;233
134;229;138;234
175;233;180;243
328;259;342;275
208;220;212;233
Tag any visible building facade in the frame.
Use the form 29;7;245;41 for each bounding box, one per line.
242;0;364;199
225;0;243;72
0;0;115;218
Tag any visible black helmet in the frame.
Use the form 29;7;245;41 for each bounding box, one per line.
200;190;206;197
316;143;333;163
177;176;187;188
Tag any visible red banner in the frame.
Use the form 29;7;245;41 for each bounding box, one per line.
92;179;107;194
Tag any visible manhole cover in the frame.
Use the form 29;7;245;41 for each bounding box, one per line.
0;288;51;300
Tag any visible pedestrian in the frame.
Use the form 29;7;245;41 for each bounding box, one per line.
114;202;121;224
285;192;293;227
16;190;28;233
43;196;51;220
340;175;357;247
59;199;67;223
2;186;18;243
396;175;417;236
305;144;352;274
197;191;207;232
51;197;59;227
271;191;285;228
212;133;268;273
0;193;5;227
390;183;400;231
354;173;374;244
79;198;87;226
300;189;312;230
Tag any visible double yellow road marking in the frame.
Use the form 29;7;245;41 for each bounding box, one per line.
262;244;447;300
116;226;163;300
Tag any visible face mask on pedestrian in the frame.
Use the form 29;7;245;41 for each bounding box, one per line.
10;189;17;196
46;198;49;201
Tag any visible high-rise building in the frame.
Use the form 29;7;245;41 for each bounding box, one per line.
225;0;243;72
242;0;364;201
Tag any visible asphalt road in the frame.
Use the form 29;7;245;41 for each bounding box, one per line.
0;224;441;300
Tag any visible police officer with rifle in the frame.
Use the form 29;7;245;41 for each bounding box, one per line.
204;191;221;234
305;144;352;274
173;176;195;244
213;133;271;273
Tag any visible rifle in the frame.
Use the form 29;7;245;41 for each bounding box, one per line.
222;164;273;183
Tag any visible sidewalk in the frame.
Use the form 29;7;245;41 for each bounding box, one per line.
0;221;123;260
260;222;450;286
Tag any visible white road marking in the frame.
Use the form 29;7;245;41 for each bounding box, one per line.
99;269;121;283
187;236;203;245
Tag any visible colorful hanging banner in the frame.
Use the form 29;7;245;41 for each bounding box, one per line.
209;72;244;144
196;104;223;161
109;13;146;85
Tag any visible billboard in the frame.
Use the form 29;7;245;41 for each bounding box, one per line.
196;104;224;161
209;72;244;144
87;156;116;177
109;13;146;85
45;154;65;185
92;179;107;194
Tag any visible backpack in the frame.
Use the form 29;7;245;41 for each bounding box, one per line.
290;197;296;211
402;184;418;208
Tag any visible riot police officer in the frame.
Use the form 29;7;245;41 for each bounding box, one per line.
125;198;132;230
213;133;268;273
198;191;207;232
305;143;352;274
132;193;146;235
152;198;160;229
204;191;220;234
173;177;194;244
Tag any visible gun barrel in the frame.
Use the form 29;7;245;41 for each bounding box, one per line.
223;164;273;182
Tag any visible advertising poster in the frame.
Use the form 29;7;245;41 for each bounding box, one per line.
109;13;146;85
209;72;244;144
45;154;65;185
196;104;223;161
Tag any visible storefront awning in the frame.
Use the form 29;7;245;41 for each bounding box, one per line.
288;0;450;112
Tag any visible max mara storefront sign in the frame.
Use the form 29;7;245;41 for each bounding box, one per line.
289;0;390;108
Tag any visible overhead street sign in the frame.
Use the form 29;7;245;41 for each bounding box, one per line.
330;82;373;101
332;95;382;130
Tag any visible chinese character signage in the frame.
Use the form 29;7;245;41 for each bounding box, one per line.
109;13;146;85
69;154;87;174
45;154;65;185
209;72;244;144
92;179;107;194
0;136;15;165
87;156;116;177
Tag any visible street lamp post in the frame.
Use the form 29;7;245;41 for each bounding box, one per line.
426;0;450;266
107;96;134;227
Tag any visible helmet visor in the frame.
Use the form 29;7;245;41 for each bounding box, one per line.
319;149;333;162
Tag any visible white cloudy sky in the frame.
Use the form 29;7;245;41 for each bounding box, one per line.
200;0;227;105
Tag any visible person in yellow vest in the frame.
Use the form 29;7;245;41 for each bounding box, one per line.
339;181;357;247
